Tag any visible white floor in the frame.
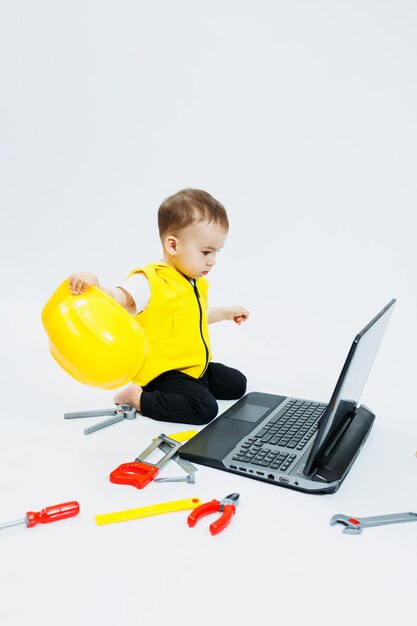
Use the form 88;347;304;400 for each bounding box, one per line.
1;2;416;624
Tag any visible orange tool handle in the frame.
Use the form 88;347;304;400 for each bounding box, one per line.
109;461;159;489
187;500;236;535
209;505;236;535
26;501;80;528
187;499;220;527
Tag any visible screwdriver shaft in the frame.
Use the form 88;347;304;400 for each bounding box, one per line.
0;517;26;530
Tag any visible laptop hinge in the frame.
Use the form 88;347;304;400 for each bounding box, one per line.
321;408;357;459
311;404;375;484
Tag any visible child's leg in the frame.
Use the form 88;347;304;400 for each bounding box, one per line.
139;370;219;425
205;362;247;400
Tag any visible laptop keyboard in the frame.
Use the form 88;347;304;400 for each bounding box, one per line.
231;399;326;473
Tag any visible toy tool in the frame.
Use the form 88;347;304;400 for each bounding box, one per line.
95;497;202;525
154;473;195;483
65;404;136;435
187;493;240;536
110;434;183;489
158;437;197;477
331;511;417;535
0;501;80;530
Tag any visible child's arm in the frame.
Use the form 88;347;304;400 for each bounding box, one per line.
68;271;136;313
208;305;250;325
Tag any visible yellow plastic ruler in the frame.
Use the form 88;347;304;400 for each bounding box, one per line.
95;497;202;526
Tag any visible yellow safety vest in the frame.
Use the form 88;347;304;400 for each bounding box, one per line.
129;263;212;386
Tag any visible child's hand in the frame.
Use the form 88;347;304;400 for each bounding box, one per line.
223;305;250;325
69;271;100;295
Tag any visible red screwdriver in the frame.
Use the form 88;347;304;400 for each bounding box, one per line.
0;501;80;530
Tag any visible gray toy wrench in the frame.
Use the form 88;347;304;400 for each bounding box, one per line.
331;511;417;534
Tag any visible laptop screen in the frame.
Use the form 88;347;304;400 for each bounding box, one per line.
303;299;396;475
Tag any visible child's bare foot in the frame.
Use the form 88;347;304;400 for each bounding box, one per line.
114;384;143;412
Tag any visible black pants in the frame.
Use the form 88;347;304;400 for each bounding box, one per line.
140;362;247;425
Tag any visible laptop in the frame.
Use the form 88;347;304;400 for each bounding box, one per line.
179;299;396;494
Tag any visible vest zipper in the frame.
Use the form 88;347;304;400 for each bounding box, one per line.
192;281;209;377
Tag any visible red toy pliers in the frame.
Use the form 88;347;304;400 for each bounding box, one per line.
187;492;240;535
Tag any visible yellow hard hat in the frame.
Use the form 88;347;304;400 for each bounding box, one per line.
41;280;148;389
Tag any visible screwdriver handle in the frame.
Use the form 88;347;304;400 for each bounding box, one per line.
26;501;80;527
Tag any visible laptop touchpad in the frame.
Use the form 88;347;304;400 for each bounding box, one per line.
227;404;270;422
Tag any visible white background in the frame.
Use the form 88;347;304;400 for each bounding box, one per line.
0;1;416;625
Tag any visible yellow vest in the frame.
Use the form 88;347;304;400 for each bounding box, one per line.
129;263;212;386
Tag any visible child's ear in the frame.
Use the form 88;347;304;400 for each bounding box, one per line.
164;235;178;256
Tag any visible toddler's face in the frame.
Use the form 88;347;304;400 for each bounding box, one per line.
165;220;228;279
